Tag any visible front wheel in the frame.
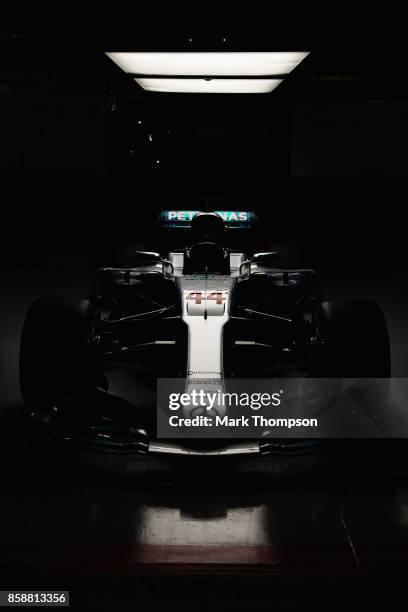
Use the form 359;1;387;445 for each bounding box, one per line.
20;297;98;417
313;299;391;378
310;298;391;445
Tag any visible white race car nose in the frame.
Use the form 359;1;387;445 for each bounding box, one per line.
180;277;233;381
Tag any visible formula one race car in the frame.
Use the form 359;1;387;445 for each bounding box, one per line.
19;211;391;459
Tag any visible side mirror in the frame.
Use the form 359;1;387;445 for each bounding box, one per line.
133;252;174;275
239;251;278;276
251;251;279;265
133;251;162;263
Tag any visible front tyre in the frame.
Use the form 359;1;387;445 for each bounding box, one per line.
311;298;391;406
312;299;391;469
314;299;391;378
20;297;97;417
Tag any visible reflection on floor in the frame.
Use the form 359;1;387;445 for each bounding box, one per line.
0;412;407;579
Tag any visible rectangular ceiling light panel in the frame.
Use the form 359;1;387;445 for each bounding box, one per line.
105;51;309;76
135;77;283;94
105;51;309;93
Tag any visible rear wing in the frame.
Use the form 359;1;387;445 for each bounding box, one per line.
160;210;256;229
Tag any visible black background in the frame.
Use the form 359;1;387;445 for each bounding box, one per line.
2;15;408;607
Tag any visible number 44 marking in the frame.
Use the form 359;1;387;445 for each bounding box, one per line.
185;291;225;305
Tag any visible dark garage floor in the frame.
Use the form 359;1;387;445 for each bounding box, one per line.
1;258;408;608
